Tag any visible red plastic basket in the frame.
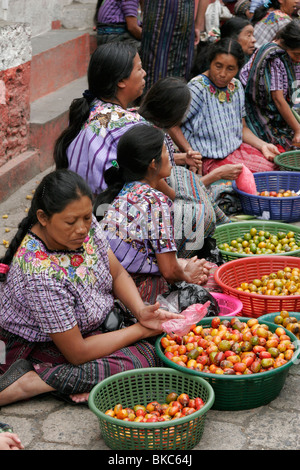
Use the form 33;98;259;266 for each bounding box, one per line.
214;256;300;317
210;292;243;316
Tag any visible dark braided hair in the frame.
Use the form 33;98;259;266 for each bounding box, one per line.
53;42;137;170
207;38;245;70
0;169;93;282
252;0;280;25
139;77;191;129
93;124;165;220
277;19;300;49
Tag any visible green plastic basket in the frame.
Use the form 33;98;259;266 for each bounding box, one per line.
88;367;215;450
260;312;300;324
155;318;300;411
214;221;300;262
274;150;300;171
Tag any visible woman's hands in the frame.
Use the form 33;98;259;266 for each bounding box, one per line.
242;118;280;160
173;149;202;174
200;163;243;186
135;302;184;333
216;163;243;180
185;149;202;174
292;129;300;146
260;143;280;161
179;256;213;285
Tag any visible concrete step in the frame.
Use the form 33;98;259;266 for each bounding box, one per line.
0;28;97;203
29;75;88;169
30;29;95;103
0;149;41;202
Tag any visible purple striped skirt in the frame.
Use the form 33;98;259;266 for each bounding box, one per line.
0;327;162;395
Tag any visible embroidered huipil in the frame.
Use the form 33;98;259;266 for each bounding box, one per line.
67;100;145;194
101;182;177;274
0;217;114;342
254;10;291;49
240;52;300;100
181;74;246;159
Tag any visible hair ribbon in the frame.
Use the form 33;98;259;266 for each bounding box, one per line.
111;160;119;169
82;89;95;103
0;263;10;274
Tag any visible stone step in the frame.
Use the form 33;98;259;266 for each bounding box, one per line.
29;75;88;170
0;148;41;202
30;28;95;103
0;25;97;202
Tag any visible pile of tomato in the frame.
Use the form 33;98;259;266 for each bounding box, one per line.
105;393;205;423
258;189;299;197
160;317;295;375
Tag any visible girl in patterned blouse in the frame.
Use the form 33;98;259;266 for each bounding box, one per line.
252;0;297;49
0;170;182;406
96;124;213;304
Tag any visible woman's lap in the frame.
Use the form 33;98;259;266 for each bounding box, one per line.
202;143;277;175
0;328;161;394
35;339;161;394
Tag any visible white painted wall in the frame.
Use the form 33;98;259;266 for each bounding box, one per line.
0;0;97;37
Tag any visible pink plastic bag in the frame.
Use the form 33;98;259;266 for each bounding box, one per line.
235;164;257;195
162;301;210;337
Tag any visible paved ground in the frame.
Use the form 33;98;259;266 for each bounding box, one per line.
1;168;300;451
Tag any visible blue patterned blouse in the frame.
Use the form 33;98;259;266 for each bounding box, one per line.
181;74;246;159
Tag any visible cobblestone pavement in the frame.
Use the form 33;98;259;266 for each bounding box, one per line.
1;169;300;451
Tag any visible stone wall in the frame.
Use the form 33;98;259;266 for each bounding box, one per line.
0;1;97;171
0;0;97;37
0;20;31;166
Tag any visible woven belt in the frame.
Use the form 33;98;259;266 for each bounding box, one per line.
97;23;127;35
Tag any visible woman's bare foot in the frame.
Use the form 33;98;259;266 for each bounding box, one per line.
69;392;89;403
0;371;54;406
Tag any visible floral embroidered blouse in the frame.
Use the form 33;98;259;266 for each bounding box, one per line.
181;74;246;159
0;216;114;342
254;10;291;49
67;99;145;194
101;182;177;275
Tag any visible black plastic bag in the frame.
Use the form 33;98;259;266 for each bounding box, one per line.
101;301;136;332
196;236;225;266
158;281;220;317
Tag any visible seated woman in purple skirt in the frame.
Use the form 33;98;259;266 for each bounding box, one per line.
0;170;182;406
94;0;142;48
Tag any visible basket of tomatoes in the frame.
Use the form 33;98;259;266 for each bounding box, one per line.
88;368;214;450
214;221;300;262
155;317;300;411
214;256;300;316
232;171;300;222
260;310;300;339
